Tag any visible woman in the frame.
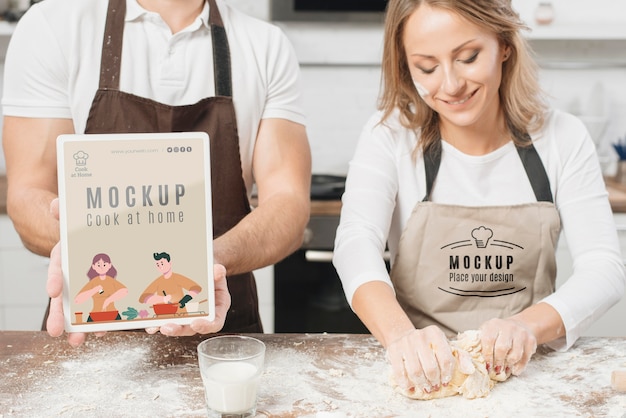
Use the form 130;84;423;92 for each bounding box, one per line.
333;0;625;397
75;253;128;321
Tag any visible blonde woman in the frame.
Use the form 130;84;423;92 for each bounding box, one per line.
334;0;625;397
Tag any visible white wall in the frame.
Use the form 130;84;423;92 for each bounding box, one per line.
513;0;626;25
0;217;49;330
224;0;270;21
301;65;380;175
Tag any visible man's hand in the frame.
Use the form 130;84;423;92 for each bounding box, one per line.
147;264;231;336
46;199;90;347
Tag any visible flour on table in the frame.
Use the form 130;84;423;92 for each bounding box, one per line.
391;330;511;400
6;335;205;417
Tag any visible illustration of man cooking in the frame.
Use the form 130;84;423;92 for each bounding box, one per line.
140;252;202;315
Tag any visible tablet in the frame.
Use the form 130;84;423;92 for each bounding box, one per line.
57;132;214;332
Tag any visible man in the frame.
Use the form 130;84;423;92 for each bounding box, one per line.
2;0;311;346
141;252;202;313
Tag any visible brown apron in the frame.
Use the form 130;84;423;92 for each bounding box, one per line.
390;135;561;337
43;0;262;332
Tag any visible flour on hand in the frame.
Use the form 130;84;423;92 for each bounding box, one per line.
390;330;511;400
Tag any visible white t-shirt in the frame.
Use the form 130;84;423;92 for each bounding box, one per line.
1;0;306;195
333;108;626;350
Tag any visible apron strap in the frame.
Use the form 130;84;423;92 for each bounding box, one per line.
422;141;441;202
515;139;554;203
422;131;554;203
98;0;233;97
99;0;126;90
208;0;233;97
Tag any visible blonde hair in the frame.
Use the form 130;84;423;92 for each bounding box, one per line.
379;0;547;153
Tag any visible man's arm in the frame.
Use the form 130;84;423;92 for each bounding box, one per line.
2;116;75;256
213;118;311;275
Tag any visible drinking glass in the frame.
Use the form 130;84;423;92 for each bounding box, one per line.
197;335;266;418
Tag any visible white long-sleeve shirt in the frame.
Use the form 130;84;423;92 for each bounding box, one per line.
333;108;625;351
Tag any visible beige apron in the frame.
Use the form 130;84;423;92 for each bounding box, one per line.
390;136;561;336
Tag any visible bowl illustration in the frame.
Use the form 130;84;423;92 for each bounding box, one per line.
153;303;178;315
89;310;119;322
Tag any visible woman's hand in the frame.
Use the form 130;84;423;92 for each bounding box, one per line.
385;325;456;395
147;264;231;337
479;318;537;378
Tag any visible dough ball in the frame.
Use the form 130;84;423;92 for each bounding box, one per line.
390;330;509;400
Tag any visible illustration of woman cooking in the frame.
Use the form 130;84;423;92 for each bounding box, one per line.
140;252;202;315
75;253;129;322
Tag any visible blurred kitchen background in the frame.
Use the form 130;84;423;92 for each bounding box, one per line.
1;0;626;335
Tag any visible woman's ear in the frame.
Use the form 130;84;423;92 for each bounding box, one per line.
502;46;512;62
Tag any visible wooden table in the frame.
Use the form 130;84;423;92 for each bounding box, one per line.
1;331;625;417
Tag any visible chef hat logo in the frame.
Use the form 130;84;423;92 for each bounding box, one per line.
471;226;493;248
73;151;89;166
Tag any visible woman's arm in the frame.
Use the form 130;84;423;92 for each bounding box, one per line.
353;281;456;394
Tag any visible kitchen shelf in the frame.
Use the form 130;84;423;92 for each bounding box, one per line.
526;23;626;40
277;21;626;66
538;60;626;70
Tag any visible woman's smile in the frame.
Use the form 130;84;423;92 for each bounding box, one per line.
440;89;479;106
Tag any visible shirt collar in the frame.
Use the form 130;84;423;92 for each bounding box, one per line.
125;0;211;31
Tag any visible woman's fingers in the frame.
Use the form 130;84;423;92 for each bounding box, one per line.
511;334;537;376
386;344;413;391
386;326;454;394
480;318;537;377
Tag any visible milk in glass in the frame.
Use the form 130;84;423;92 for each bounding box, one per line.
202;361;259;413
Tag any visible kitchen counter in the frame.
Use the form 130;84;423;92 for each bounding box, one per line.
310;199;342;216
306;179;626;215
1;331;625;417
605;177;626;213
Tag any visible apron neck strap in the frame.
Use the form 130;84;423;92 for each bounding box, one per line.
422;141;442;203
514;131;554;203
99;0;125;91
207;0;233;97
98;0;233;97
422;130;554;203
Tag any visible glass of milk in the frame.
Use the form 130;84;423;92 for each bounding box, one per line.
197;335;266;417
